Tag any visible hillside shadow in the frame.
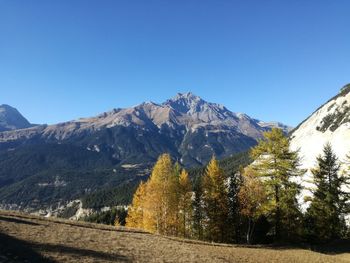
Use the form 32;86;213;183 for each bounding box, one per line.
264;240;350;255
234;240;350;256
0;215;41;226
0;232;55;262
35;243;132;262
310;240;350;255
0;231;131;262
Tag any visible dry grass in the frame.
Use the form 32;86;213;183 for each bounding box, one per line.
0;210;350;263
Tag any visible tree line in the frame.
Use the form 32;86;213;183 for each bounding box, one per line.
125;128;350;244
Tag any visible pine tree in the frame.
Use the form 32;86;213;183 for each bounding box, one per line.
192;178;204;240
178;169;193;238
305;143;349;241
226;170;242;243
126;181;147;229
201;157;229;242
250;128;304;241
346;153;350;215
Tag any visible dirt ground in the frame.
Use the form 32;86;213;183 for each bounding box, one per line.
0;210;350;263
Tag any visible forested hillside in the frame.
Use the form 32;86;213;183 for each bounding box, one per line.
0;93;287;213
124;129;350;245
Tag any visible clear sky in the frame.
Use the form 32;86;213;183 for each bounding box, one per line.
1;0;349;126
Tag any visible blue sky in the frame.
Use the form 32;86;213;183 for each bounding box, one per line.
1;0;349;126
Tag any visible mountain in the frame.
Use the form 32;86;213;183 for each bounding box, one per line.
290;84;350;200
257;120;293;134
0;93;290;212
290;84;350;170
0;104;33;132
0;93;290;166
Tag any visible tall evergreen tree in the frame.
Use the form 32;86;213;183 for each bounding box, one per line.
201;157;229;242
346;153;350;216
250;128;304;241
226;170;242;242
305;143;349;241
192;178;204;240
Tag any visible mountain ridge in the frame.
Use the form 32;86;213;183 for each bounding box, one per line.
291;84;350;134
290;84;350;203
0;93;291;167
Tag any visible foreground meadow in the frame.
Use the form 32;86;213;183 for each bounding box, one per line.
0;210;349;263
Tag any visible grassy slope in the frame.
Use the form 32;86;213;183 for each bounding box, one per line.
0;211;349;263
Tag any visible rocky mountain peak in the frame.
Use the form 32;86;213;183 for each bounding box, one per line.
0;104;32;132
164;92;206;114
173;92;201;101
164;92;233;123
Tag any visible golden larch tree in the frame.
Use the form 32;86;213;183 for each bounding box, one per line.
201;157;229;242
143;154;179;234
178;169;193;238
238;167;267;244
126;181;147;229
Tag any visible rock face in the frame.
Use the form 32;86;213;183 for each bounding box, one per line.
290;84;350;203
0;104;32;132
0;93;290;167
290;85;350;171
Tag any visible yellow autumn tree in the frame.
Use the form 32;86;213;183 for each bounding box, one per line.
178;169;193;238
143;154;179;235
126;181;147;229
201;157;229;242
238;167;267;244
166;162;181;235
114;215;121;227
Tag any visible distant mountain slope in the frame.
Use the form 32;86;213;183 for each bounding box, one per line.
0;104;33;132
0;93;290;212
0;93;290;167
0;143;151;210
290;84;350;171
